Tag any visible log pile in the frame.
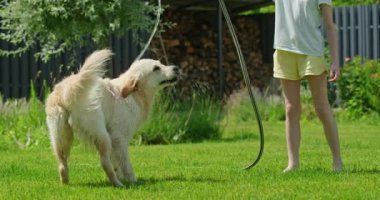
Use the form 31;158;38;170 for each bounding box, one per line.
150;11;273;98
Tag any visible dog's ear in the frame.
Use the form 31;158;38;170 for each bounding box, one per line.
121;78;139;98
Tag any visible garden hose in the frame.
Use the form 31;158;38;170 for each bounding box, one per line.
135;0;162;61
218;0;264;169
139;0;264;169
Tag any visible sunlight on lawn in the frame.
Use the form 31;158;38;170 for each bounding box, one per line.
0;121;378;199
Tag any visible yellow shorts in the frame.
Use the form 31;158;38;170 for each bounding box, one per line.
273;50;327;80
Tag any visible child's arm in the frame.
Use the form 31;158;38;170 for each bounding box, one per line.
321;4;340;82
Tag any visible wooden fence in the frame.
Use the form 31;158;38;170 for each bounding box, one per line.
334;4;380;62
0;34;143;99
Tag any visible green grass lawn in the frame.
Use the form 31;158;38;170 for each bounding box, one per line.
0;121;379;199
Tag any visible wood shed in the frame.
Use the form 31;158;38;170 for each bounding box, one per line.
151;0;274;98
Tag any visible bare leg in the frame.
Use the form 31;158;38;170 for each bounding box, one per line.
280;79;302;172
307;74;343;172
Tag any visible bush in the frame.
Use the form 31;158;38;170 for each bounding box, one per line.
1;86;222;149
0;0;158;62
136;91;222;144
337;58;380;118
225;88;285;122
0;83;49;150
221;88;284;139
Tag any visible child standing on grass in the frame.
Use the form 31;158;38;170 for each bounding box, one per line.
273;0;343;172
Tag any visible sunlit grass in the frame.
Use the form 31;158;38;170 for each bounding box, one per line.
0;121;378;199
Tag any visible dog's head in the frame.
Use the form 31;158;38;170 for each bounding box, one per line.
120;59;179;98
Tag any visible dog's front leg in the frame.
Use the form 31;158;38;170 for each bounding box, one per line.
95;136;124;187
120;143;137;183
111;139;126;180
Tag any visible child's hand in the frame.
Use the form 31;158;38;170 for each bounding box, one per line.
328;63;340;82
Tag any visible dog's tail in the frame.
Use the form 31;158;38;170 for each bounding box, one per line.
59;49;113;109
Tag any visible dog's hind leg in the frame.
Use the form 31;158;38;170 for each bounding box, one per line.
95;134;124;187
47;111;73;184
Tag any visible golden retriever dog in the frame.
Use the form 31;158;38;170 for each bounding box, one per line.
45;49;179;187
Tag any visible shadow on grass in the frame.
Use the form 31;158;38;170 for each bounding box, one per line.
77;181;110;188
219;134;258;143
76;175;226;188
281;166;380;176
348;168;380;174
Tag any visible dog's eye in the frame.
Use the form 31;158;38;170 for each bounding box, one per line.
153;65;161;72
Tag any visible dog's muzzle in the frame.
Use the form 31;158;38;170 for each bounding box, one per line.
160;66;180;85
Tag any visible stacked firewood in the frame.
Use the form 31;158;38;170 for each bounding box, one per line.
150;10;272;98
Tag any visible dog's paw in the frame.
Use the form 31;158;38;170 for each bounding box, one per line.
112;179;125;187
126;174;137;183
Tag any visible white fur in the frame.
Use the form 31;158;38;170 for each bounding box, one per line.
45;49;178;187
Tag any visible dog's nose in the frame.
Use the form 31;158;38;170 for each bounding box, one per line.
173;66;180;74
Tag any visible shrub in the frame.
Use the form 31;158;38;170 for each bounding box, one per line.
225;87;285;122
221;87;285;139
337;58;380;118
136;91;222;144
299;83;320;121
1;85;223;149
0;0;158;62
0;83;49;150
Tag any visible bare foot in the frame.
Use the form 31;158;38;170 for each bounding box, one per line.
333;161;343;172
